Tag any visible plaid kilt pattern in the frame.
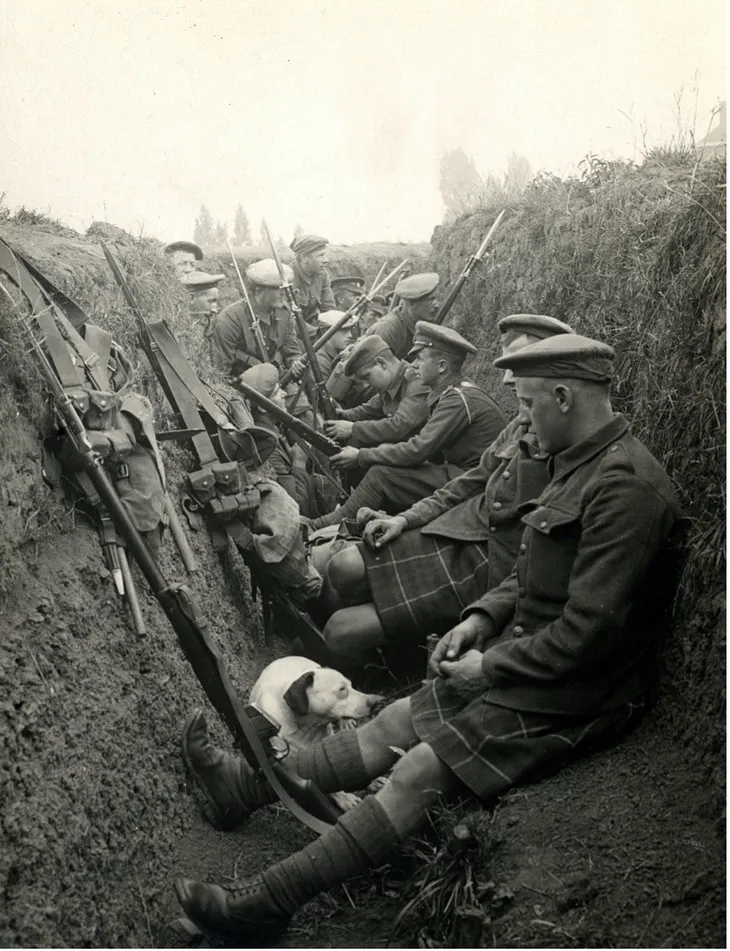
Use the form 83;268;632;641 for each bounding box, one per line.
360;531;490;641
411;677;645;800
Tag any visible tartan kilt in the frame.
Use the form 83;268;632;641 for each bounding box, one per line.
411;677;645;800
360;530;490;641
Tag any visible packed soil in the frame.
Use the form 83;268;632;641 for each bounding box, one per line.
0;209;725;949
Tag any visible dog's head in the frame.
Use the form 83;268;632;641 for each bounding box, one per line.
283;667;382;723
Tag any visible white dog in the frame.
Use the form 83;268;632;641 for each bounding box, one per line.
249;656;382;750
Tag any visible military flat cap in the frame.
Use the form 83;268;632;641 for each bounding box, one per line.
182;271;225;291
290;234;329;256
408;321;477;359
164;240;203;260
395;272;440;301
317;310;356;330
494;334;615;382
246;258;293;287
343;335;391;376
331;275;365;290
498;314;574;340
239;363;280;398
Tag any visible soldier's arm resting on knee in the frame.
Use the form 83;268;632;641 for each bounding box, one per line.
480;474;676;688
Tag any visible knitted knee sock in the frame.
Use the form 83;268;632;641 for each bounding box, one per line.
286;729;370;793
263;797;396;914
310;473;384;530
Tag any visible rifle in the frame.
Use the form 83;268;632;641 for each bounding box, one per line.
434;209;507;325
23;316;340;835
261;221;337;421
225;239;269;363
279;257;409;387
234;377;340;457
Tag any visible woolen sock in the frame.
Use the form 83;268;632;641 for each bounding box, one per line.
286;729;370;793
262;797;397;914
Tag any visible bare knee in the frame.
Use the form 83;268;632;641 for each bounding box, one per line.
386;742;453;806
325;546;366;595
363;697;417;750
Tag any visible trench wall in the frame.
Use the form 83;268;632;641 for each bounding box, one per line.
0;219;425;948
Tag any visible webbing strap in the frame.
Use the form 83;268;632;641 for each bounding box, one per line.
0;240;110;393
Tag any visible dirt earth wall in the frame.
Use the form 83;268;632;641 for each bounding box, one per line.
0;221;427;948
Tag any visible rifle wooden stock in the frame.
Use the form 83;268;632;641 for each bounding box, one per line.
25;289;339;836
234;378;340;456
49;385;338;834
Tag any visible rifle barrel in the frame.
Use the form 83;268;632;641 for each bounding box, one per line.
118;546;146;636
234;378;339;456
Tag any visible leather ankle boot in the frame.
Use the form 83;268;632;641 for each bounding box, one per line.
175;875;290;944
181;709;276;829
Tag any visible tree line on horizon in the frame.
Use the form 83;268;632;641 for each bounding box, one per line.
192;149;532;247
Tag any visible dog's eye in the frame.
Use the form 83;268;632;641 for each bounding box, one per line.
337;685;348;697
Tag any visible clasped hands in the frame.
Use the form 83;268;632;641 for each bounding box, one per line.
427;612;494;698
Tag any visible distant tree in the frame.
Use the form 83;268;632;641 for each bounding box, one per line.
259;220;268;247
193;204;215;247
232;205;252;246
276;234;286;249
213;221;228;248
439;147;483;223
293;222;303;239
504;152;533;197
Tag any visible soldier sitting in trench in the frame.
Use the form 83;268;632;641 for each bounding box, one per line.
308;322;505;531
175;333;681;944
318;314;572;663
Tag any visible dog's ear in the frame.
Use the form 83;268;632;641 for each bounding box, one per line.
283;670;316;716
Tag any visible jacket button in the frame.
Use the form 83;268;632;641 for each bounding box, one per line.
502;471;510;479
490;526;497;533
519;543;526;552
513;625;524;635
540;520;548;528
493;501;502;510
519;586;526;596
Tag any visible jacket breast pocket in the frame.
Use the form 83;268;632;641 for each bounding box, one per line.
522;504;582;602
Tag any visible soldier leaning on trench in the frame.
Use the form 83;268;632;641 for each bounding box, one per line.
317;314;572;662
175;333;682;944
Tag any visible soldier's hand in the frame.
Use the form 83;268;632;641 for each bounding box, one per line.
330;446;360;470
289;359;307;381
428;613;494;678
323;420;354;442
363;515;407;550
438;650;486;699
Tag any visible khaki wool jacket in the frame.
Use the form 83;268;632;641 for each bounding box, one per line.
358;378;505;472
339;361;429;448
466;414;681;717
402;416;550;592
210;302;303;376
292;261;336;321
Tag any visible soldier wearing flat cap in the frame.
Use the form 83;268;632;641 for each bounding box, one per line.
331;275;365;311
366;272;440;358
290;234;336;324
164;240;204;280
176;333;682;944
321;335;429;453
322;314;573;659
210;258;306;383
310;322;505;533
314;310;357;380
182;272;225;321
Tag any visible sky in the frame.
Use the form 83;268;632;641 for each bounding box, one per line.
0;0;725;244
